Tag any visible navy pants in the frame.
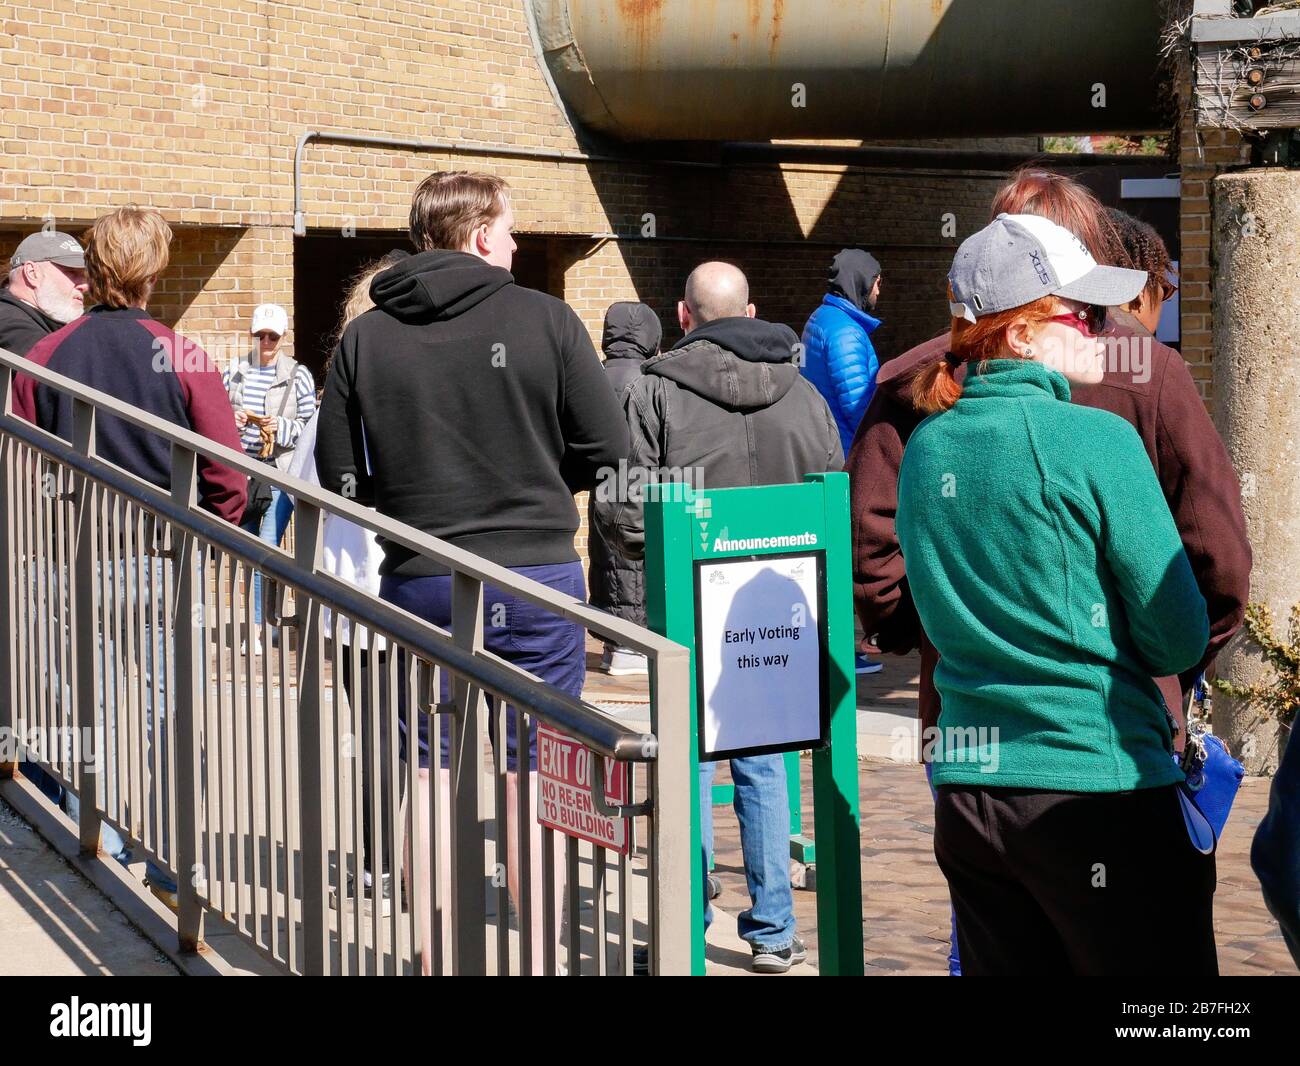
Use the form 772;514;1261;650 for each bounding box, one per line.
380;561;586;773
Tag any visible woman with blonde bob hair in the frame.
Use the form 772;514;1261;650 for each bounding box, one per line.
896;213;1218;975
83;205;173;309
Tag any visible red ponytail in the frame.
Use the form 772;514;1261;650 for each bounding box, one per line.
913;297;1059;415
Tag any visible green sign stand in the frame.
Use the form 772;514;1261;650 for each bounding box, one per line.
644;472;863;976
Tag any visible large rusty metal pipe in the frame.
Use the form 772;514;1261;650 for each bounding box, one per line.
529;0;1165;141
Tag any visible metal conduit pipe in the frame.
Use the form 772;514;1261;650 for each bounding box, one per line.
289;129;722;235
292;130;1159;234
528;0;1167;141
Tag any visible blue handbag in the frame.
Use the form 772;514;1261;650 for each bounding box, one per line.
1175;724;1245;853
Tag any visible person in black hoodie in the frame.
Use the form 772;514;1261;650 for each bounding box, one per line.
595;261;841;973
315;171;628;972
587;300;662;676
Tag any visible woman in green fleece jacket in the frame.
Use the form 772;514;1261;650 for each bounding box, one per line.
897;213;1216;976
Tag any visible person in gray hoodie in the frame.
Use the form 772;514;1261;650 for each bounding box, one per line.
587;301;662;675
595;261;841;973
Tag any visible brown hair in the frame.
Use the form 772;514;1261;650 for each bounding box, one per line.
1099;207;1174;303
408;171;509;253
912;296;1059;414
83;206;172;308
990;168;1111;263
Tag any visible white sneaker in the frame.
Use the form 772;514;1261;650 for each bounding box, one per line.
240;636;263;656
603;648;649;676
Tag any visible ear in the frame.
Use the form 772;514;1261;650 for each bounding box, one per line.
744;303;756;319
677;300;691;333
1005;316;1035;359
472;222;490;257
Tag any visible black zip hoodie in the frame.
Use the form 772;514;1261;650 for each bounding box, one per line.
316;250;630;577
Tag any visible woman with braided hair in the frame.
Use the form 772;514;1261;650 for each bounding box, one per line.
1098;207;1178;337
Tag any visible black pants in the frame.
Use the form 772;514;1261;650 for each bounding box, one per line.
934;783;1218;976
340;648;395;874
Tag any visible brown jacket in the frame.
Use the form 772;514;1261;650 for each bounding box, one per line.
848;313;1251;741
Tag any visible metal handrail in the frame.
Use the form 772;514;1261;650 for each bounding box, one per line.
0;346;684;660
0;341;695;974
0;406;658;761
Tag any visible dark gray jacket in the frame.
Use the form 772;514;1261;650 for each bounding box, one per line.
587;302;662;625
595;316;842;562
0;288;64;357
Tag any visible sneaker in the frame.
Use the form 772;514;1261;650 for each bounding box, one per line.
145;877;179;913
706;874;722;900
329;870;393;917
855;654;882;675
751;934;807;974
240;636;264;656
603;647;649;676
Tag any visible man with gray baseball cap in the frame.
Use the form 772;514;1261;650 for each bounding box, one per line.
4;231;90;812
0;230;88;357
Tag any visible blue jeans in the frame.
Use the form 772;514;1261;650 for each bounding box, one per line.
1253;723;1300;967
700;755;796;952
19;560;135;866
243;484;294;626
18;765;133;866
63;558;174;891
381;561;586;773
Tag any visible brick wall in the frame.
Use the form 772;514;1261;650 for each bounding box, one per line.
1;1;1034;361
1;1;1047;569
1177;74;1249;407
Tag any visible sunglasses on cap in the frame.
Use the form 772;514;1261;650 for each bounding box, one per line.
1047;304;1108;338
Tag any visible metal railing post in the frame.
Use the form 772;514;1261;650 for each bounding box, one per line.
0;363;16;779
649;647;694;975
293;499;329;973
70;399;101;856
450;571;487;975
170;444;206;952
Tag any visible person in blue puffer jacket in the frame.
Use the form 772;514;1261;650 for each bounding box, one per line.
802;248;885;675
800;248;883;457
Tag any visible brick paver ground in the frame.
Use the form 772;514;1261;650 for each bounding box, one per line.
584;637;1295;975
709;757;1295;975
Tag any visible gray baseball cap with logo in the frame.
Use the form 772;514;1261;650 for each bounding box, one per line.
10;231;86;270
948;212;1147;323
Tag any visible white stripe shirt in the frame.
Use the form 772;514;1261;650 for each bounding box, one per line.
223;359;317;457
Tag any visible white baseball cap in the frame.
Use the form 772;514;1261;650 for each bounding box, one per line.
948;213;1148;323
250;303;288;337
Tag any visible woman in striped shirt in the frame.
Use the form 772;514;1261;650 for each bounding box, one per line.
222;302;317;637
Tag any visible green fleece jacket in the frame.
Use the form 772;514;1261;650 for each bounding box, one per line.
897;360;1209;792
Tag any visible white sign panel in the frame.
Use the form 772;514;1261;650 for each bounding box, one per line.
696;552;825;759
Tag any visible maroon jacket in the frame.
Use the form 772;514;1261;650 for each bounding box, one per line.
13;307;246;525
849;313;1251;741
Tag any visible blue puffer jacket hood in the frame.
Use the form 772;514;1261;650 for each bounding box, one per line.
800;293;882;456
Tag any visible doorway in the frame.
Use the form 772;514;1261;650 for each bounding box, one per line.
292;232;555;381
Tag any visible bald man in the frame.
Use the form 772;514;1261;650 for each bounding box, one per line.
594;261;841;973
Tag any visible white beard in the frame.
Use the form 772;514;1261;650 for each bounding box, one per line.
34;278;84;324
